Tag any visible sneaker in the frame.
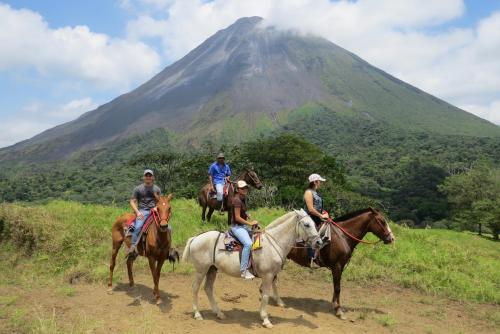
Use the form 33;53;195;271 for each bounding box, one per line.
241;271;255;280
310;258;321;269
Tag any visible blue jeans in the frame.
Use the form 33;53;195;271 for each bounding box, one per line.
132;209;150;246
215;183;224;201
231;225;252;272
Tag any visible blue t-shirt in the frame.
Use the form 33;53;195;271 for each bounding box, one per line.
208;162;232;184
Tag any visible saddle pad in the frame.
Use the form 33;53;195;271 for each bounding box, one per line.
319;222;332;242
123;213;154;233
218;232;263;251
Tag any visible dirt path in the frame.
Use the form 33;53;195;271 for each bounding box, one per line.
1;269;498;334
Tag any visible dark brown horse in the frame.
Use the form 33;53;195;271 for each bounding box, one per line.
108;193;177;304
198;169;263;224
286;207;395;319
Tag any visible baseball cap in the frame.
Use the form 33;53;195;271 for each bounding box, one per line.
143;169;154;176
217;152;225;159
308;173;326;182
237;180;249;188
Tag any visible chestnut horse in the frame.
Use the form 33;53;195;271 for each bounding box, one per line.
198;169;263;224
284;207;395;319
108;193;177;304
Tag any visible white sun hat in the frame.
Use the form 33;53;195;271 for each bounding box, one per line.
308;173;326;182
237;180;249;188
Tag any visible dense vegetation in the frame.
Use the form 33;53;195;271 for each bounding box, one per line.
0;106;499;236
0;200;498;303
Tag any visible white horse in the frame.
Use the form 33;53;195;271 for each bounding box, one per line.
182;209;322;328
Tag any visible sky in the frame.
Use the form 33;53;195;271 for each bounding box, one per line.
1;0;499;148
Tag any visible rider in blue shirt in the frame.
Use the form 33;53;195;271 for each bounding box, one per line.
208;153;232;204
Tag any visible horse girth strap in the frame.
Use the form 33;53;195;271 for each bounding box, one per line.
213;232;222;263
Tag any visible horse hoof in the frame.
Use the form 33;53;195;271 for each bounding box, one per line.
107;288;114;295
277;302;286;308
194;313;203;321
262;321;274;328
156;299;161;305
217;312;226;320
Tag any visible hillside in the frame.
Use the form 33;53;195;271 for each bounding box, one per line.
0;16;498;163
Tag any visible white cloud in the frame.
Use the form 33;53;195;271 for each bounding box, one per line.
125;0;500;125
0;97;98;147
0;3;161;89
461;100;500;125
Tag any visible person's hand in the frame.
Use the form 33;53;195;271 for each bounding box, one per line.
320;213;329;220
210;185;215;192
250;220;259;226
152;207;158;212
136;211;144;220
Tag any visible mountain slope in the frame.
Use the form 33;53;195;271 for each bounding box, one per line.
1;16;499;162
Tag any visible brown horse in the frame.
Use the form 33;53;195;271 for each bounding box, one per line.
108;193;177;304
198;169;263;224
286;207;395;319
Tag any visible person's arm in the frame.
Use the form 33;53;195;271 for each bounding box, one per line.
130;198;144;220
304;190;328;220
225;165;232;182
234;206;257;226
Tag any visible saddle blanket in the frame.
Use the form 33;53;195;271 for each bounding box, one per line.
218;231;263;252
124;213;155;233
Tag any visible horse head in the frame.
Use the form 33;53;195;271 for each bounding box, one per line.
295;209;323;249
367;207;395;244
154;193;173;232
242;169;263;189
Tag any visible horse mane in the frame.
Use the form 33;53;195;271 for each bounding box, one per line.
334;207;374;222
265;211;296;229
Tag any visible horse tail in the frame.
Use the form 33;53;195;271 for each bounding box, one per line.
181;237;195;263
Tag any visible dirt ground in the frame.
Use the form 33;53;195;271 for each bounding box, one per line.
1;269;498;334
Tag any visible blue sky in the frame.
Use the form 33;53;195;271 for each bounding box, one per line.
1;0;499;147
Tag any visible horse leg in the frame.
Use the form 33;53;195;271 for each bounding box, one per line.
331;264;346;320
127;257;135;287
260;273;274;328
201;203;207;223
154;258;165;305
108;234;123;294
147;257;158;300
207;208;214;223
203;266;225;319
192;271;206;320
272;275;286;307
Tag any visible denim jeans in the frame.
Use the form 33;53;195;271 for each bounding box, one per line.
215;183;224;201
231;225;252;272
132;209;150;246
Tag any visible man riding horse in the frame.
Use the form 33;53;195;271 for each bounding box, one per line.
208;152;232;208
127;169;162;259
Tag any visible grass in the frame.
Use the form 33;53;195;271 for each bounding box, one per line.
0;199;499;305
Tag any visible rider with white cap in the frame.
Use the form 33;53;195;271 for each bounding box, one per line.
304;173;329;268
231;180;258;279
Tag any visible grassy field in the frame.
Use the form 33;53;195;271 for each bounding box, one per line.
0;199;498;304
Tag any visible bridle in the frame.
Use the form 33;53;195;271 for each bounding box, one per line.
151;200;172;232
265;212;321;263
327;212;393;245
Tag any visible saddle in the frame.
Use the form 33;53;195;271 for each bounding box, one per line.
208;184;230;199
220;230;263;252
217;229;263;276
124;212;157;251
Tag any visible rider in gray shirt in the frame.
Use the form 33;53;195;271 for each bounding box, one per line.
128;169;161;258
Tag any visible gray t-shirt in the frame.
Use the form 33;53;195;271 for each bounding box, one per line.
131;184;162;210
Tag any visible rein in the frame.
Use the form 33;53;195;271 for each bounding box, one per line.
327;218;382;245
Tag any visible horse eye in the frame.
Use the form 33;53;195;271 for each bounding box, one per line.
304;223;310;228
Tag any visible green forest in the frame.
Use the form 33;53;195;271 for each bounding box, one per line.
0;126;499;239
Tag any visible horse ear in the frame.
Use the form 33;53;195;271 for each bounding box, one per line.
154;192;161;202
167;193;174;201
